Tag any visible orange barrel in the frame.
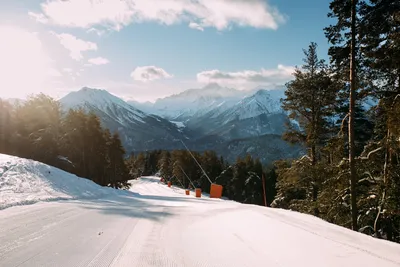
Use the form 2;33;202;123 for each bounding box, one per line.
195;188;202;198
185;189;190;195
168;181;171;187
210;184;223;198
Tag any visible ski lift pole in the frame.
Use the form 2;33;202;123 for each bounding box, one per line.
173;175;185;188
179;139;213;184
178;165;196;189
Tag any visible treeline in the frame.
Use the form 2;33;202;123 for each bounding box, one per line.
272;0;400;243
0;94;130;188
127;150;277;206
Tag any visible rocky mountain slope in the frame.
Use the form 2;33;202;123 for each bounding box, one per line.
186;89;287;140
60;87;191;152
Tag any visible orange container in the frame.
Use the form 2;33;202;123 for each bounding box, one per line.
168;181;171;187
195;188;202;198
185;189;190;195
210;184;223;198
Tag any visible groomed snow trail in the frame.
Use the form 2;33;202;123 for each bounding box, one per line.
1;177;400;267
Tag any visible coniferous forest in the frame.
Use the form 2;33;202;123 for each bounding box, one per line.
273;0;400;243
0;94;131;189
0;0;399;244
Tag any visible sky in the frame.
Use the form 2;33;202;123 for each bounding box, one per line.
0;0;334;102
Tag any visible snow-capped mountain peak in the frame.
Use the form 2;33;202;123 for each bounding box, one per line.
62;87;144;116
136;83;245;120
214;89;285;122
158;83;239;104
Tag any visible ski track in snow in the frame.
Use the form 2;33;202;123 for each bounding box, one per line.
0;177;400;266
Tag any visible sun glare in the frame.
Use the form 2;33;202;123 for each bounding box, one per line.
0;26;55;99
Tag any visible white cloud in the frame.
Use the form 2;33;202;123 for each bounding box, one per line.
87;28;106;36
88;57;110;65
33;0;285;31
189;22;204;31
197;65;295;88
52;33;97;61
28;11;49;24
130;66;173;82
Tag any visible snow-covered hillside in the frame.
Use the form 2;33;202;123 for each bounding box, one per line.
0;157;399;266
0;154;118;210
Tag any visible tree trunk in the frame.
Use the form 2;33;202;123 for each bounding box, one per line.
374;130;390;237
311;144;316;166
349;0;358;231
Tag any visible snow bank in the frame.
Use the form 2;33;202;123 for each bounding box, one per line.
0;154;118;210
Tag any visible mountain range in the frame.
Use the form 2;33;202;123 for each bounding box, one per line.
61;87;190;152
44;84;306;164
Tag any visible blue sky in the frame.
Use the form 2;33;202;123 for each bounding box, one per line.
0;0;333;102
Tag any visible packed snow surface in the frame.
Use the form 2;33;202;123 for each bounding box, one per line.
0;154;399;266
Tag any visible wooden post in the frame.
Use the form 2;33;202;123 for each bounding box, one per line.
262;173;267;207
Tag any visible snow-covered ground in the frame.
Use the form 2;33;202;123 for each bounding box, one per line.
0;154;119;210
0;154;399;266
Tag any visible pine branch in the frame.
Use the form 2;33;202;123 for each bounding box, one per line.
358;147;383;160
338;113;350;137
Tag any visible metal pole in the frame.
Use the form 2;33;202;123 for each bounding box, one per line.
178;165;196;189
174;176;185;188
180;139;213;184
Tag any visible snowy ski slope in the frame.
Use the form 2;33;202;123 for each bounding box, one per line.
0;154;399;266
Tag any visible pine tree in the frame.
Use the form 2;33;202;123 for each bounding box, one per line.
264;167;278;206
158;150;172;180
325;0;364;231
215;165;234;197
61;108;89;177
357;0;400;239
12;94;62;166
282;42;339;165
107;132;129;188
85;113;108;183
360;0;400;97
